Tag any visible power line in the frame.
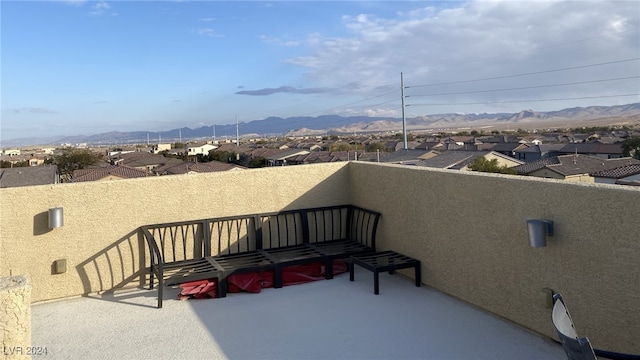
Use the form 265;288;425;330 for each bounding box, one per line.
406;93;640;107
407;76;640;97
406;58;640;89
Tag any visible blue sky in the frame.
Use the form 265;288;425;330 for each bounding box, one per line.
2;0;639;142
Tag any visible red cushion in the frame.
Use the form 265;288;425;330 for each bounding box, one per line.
178;279;217;300
228;273;263;293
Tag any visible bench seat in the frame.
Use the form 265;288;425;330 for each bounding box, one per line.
261;244;332;287
209;252;277;297
143;205;381;308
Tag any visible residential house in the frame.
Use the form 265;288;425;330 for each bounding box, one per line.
0;165;59;188
394;141;420;151
490;143;527;158
286;151;338;165
414;141;442;151
154;161;245;175
417;150;523;170
557;143;624;159
514;144;564;162
3;149;21;157
151;143;172;154
476;134;521;143
591;134;625;144
28;156;46;167
513;154;640;183
378;149;432;165
265;149;311;166
590;164;640;186
106;148;138;157
72;165;148;182
187;144;217;157
111;152;184;173
556;133;590;143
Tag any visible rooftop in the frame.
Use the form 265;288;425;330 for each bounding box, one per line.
3;161;639;357
32;268;564;360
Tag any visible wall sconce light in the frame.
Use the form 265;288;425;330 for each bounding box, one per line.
48;207;64;229
527;219;553;248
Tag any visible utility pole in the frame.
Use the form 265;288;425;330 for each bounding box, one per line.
236;115;239;147
401;72;408;150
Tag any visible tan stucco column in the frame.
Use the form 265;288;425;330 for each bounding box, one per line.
1;276;31;360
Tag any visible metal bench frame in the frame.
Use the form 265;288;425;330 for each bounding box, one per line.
142;205;381;308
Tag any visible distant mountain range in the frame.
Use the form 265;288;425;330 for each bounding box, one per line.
4;103;640;148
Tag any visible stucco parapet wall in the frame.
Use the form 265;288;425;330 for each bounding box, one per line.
1;276;32;360
354;161;640;190
347;161;640;353
0;162;351;302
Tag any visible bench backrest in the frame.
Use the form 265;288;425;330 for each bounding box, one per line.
207;215;260;256
142;219;208;264
142;215;260;263
304;205;380;250
259;210;306;250
142;205;380;264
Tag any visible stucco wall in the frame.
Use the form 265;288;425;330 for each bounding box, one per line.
348;161;640;353
0;276;31;360
0;162;349;302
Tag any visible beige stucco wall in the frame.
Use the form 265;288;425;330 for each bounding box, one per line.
348;161;640;353
484;152;522;167
0;276;31;360
0;162;349;302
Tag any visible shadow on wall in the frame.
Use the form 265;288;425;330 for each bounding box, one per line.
72;164;352;306
75;229;146;305
276;165;352;212
33;211;52;236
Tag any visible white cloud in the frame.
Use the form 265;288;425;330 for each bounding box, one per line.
196;28;223;38
89;1;111;16
283;1;640;114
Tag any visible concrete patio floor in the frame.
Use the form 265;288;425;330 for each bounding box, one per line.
32;269;565;360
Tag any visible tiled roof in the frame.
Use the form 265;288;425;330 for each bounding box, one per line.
264;149;310;161
113;153;183;168
378;149;430;163
72;165;148;182
557;143;623;155
550;156;639;176
513;155;640;176
158;161;245;175
491;143;523;152
249;148;282;158
515;145;541;154
590;164;640;178
512;157;561;175
418;151;486;169
0;165;58;188
538;144;565;153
